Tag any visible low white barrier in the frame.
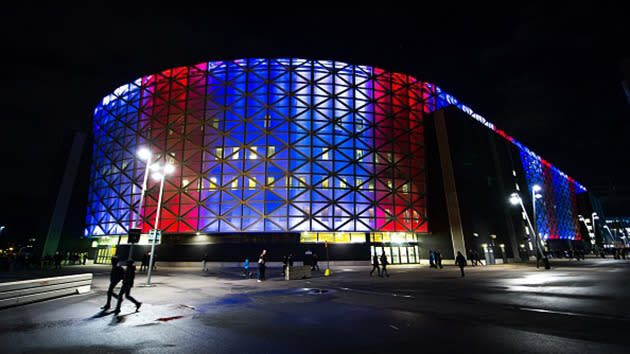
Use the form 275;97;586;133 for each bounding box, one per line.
0;273;92;309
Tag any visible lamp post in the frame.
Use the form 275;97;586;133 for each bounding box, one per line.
127;147;153;261
145;162;175;286
531;185;545;267
510;192;549;269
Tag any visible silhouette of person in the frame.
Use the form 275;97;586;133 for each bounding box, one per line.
370;254;381;277
455;251;467;277
257;250;267;282
115;260;142;314
380;250;389;278
101;256;124;310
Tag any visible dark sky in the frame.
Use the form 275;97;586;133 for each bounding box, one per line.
1;4;628;240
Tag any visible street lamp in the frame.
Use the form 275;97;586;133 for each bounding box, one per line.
127;147;153;260
145;162;175;286
510;192;549;269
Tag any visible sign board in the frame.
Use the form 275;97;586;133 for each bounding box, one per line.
148;230;161;243
128;228;141;243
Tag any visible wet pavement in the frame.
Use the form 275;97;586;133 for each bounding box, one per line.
1;258;629;353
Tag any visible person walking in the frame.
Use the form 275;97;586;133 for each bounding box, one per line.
429;250;436;268
151;252;157;271
282;255;288;276
370;253;381;277
243;258;251;278
101;256;124;310
312;253;320;271
455;251;467;277
380;250;389;278
202;253;209;272
114;260;142;314
435;250;443;269
473;249;482;266
304;249;313;268
257;249;267;282
140;252;149;272
288;253;294;267
53;252;62;270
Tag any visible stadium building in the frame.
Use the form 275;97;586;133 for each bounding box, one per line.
85;58;594;264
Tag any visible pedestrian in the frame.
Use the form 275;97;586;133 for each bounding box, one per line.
312;253;320;271
243;258;251;278
455;251;467;277
288;253;294;267
82;253;88;265
53;251;62;270
202;253;209;272
151;252;157;271
139;252;147;272
468;249;476;266
101;256;124;311
474;249;482;266
282;255;288;276
114;260;142;314
435;249;443;269
304;249;313;268
429;250;436;268
370;253;381;277
257;249;267;282
380;250;389;277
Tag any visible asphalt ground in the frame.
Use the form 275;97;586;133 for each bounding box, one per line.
1;258;629;353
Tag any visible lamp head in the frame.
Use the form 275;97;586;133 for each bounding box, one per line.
164;163;175;175
137;147;152;161
532;184;542;193
151;172;163;181
509;193;521;205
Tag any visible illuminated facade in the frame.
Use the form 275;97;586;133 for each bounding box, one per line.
85;58;588;263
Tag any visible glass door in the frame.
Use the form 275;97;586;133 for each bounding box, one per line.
400;247;408;264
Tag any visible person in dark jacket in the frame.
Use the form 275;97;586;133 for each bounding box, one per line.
435;250;443;269
312;253;320;271
370;254;380;277
455;251;467;277
114;260;142;314
53;252;62;270
202;253;209;272
101;256;124;310
140;252;149;272
429;250;436;268
257;249;267;282
282;255;288;276
380;250;389;278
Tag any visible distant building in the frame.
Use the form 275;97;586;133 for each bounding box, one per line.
84;58;599;264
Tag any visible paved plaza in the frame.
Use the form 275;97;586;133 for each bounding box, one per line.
1;258;629;353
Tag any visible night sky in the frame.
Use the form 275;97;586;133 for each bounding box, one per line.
1;5;628;242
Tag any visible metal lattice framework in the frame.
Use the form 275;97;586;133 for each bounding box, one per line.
85;59;434;237
519;151;582;240
431;85;587;241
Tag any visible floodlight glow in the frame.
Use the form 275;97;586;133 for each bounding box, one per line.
509;193;521;205
150;163;161;172
164;164;175;174
137;147;152;161
152;172;163;181
532;185;542;192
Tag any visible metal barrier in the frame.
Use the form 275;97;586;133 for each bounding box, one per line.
0;273;92;309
